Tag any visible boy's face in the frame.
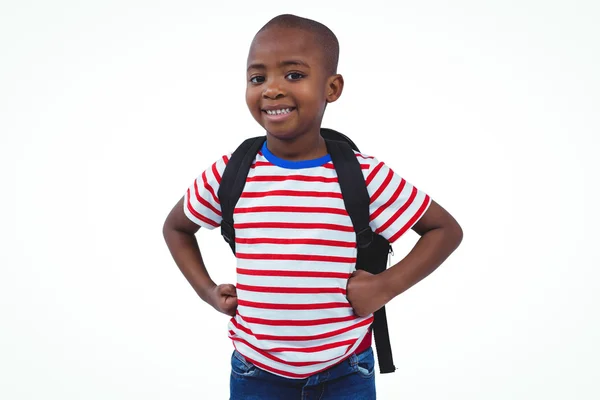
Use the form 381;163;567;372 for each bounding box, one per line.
246;26;341;141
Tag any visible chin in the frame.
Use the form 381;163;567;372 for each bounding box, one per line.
262;123;302;141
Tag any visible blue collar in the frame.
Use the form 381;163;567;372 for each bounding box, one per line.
261;142;331;169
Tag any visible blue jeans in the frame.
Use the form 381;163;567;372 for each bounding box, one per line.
230;347;376;399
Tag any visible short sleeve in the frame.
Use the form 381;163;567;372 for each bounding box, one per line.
183;154;230;229
364;157;432;243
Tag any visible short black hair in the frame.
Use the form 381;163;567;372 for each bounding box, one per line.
256;14;340;75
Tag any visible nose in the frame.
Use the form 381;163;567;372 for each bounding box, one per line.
262;77;285;100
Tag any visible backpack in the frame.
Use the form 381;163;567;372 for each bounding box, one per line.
217;128;397;374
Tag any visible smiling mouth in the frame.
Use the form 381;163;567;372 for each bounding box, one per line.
262;107;296;115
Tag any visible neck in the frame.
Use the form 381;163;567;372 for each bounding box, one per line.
265;128;327;161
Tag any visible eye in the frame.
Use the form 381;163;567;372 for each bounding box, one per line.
286;72;305;81
249;76;265;84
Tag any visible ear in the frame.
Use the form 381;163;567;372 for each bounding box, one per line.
325;74;344;103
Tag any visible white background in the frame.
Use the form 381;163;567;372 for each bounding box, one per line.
1;1;599;399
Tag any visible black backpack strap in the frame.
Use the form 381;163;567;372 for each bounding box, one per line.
325;139;397;374
324;140;373;248
217;136;266;254
320;128;360;151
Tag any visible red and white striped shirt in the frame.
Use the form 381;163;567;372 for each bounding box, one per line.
183;142;431;379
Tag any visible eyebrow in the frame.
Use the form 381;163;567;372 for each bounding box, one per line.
247;60;311;72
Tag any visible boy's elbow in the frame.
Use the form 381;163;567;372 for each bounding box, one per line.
162;217;172;240
449;220;463;250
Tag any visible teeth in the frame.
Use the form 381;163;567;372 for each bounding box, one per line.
266;108;291;115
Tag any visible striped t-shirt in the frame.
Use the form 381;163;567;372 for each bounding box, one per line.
183;141;431;379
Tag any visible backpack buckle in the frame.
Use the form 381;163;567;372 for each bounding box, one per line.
356;228;373;248
221;220;235;244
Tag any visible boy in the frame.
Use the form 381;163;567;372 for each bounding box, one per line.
163;14;462;399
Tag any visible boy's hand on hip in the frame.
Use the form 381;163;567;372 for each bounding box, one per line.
346;270;389;317
209;284;238;316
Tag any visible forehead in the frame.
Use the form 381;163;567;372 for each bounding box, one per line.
247;27;325;68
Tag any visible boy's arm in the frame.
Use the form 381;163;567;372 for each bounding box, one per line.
380;199;463;299
163;197;238;316
347;200;463;316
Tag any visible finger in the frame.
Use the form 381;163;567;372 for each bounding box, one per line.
225;295;238;305
354;270;373;279
225;298;238;316
349;270;362;279
219;284;237;296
